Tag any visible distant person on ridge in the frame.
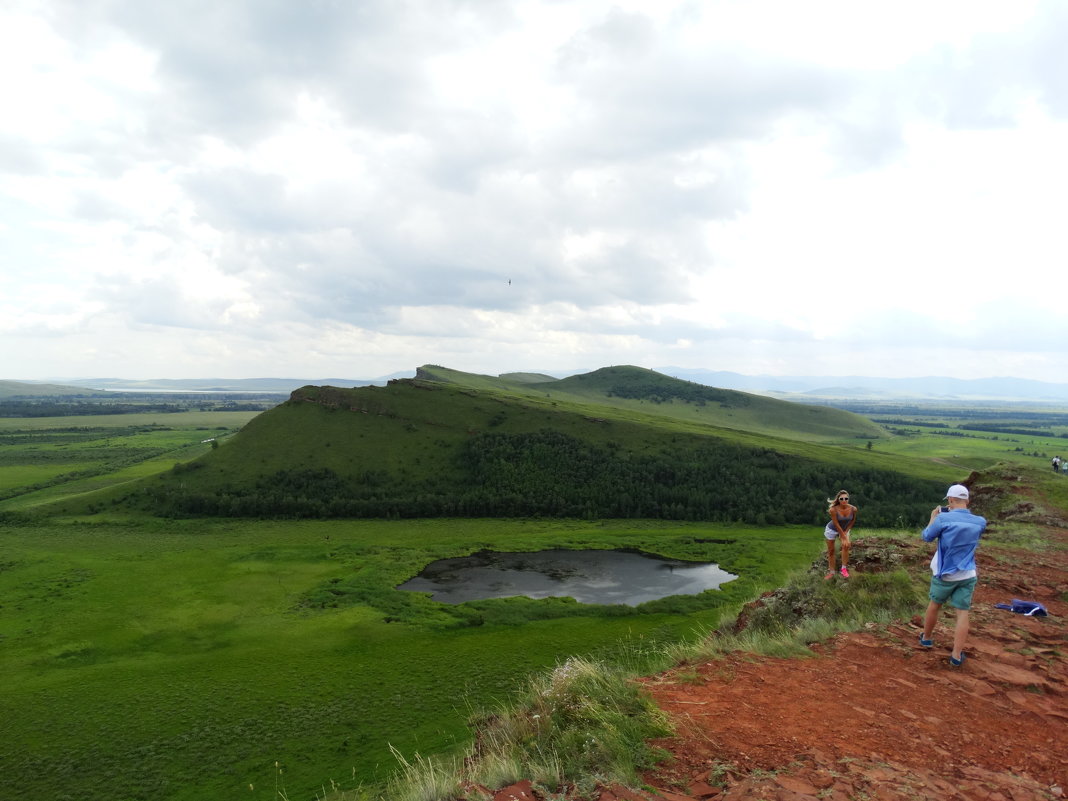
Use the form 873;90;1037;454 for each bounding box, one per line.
1053;456;1061;473
823;490;856;579
918;483;986;667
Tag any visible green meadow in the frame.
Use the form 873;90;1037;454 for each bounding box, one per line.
861;405;1068;475
0;411;259;511
1;517;813;801
3;370;1066;800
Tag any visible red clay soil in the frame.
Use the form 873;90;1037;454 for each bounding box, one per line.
634;526;1068;801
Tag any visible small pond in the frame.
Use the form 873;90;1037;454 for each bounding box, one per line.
397;548;737;607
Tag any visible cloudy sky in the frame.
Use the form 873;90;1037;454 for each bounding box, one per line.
3;0;1067;382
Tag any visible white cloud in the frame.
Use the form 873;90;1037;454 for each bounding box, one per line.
2;0;1067;381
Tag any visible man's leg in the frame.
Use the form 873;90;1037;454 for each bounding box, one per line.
922;600;942;642
952;609;970;661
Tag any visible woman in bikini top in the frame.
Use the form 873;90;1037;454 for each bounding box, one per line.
824;490;857;579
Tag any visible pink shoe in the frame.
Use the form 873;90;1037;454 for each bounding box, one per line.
824;571;835;580
840;566;850;578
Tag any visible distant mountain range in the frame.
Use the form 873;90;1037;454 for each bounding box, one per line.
6;374;414;395
652;368;1068;403
5;368;1068;402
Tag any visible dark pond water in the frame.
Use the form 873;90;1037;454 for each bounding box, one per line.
397;548;738;607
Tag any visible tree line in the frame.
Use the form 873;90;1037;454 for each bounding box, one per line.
604;380;747;407
146;429;941;526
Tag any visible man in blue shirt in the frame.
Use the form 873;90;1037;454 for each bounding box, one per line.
918;483;986;667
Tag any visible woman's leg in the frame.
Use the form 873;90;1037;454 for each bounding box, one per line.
840;534;850;568
825;538;836;576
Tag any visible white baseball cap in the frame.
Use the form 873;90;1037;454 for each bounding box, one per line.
946;484;969;500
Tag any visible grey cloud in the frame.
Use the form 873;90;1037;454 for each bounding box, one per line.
72;0;506;146
965;1;1068;122
183;169;296;233
70;190;134;223
1029;1;1068;116
422;110;528;193
0;135;46;175
556;7;654;70
91;273;238;330
554;29;846;160
897;3;1068;131
179;144;722;317
498;307;816;349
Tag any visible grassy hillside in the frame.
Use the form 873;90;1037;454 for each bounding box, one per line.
498;372;559;384
0;379;96;398
63;373;952;525
417;364;885;442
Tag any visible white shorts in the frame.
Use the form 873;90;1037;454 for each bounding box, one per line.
824;523;844;541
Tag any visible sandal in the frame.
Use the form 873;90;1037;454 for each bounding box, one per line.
949;653;966;667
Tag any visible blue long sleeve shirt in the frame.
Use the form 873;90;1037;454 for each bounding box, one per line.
922;508;986;579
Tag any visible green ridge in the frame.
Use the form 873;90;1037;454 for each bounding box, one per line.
51;366;949;523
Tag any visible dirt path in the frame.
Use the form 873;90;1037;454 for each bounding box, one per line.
637;526;1068;801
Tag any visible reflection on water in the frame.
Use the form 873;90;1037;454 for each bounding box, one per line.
397;548;737;607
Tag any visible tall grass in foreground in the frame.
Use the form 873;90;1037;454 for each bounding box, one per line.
376;655;673;801
359;565;923;801
666;568;921;662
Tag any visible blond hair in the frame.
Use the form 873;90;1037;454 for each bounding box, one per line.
827;489;850;513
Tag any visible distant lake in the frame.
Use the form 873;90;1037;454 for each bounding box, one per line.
397;548;737;607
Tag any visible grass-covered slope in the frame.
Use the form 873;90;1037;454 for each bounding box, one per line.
0;379;97;398
418;364;884;442
94;375;947;525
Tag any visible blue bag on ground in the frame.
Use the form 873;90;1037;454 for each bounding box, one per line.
994;599;1048;616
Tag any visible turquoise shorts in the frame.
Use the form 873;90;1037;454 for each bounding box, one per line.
929;576;977;610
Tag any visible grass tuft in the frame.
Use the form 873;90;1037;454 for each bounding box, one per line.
438;656;673;799
669;567;922;664
385;746;463;801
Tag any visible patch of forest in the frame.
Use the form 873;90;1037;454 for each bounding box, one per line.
604;380;747;407
143;429;940;525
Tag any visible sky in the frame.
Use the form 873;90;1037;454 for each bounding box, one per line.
3;0;1068;382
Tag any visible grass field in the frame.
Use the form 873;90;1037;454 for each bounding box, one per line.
870;415;1068;475
3;395;1067;801
0;517;815;801
0;411;260;511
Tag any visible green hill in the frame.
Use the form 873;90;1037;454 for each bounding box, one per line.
416;364;883;442
97;367;948;526
499;371;559;384
526;365;883;441
0;379;99;398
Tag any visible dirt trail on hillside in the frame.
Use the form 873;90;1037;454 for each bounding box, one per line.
634;526;1068;801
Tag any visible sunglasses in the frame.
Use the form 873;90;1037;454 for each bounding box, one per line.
838;496;849;501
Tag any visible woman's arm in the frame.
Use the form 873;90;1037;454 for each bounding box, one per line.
844;504;857;532
829;507;848;535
